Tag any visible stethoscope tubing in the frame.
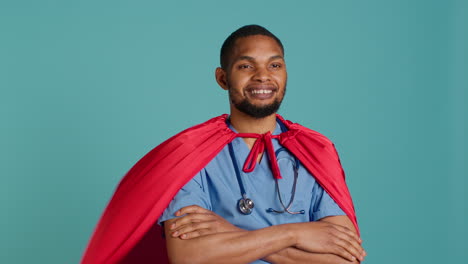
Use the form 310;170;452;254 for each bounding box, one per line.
228;142;304;215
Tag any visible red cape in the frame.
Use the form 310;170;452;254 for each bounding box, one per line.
82;114;359;263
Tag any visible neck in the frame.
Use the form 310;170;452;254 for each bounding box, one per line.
229;107;277;134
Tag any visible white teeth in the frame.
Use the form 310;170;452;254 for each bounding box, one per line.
251;89;272;94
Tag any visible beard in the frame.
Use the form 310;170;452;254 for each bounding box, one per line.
228;85;286;119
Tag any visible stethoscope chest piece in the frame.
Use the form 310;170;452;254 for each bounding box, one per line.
238;195;254;215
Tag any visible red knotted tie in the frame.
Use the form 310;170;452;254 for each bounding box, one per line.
235;132;282;179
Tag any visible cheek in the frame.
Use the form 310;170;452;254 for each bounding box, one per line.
228;74;249;90
273;73;287;85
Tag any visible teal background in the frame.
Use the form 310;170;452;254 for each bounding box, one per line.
1;0;466;263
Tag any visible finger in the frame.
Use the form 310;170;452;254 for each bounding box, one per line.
331;245;357;263
332;224;362;244
333;228;365;257
173;220;212;235
328;229;365;262
176;205;212;216
326;238;361;263
170;213;215;230
334;236;365;262
329;225;365;257
180;228;212;240
171;221;217;238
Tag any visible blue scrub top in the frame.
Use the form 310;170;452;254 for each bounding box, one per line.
159;119;345;263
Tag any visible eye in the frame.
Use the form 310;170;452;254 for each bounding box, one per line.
270;63;282;68
238;64;253;70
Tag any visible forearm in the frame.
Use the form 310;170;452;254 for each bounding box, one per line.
166;223;296;264
166;209;364;263
264;216;363;264
264;247;359;264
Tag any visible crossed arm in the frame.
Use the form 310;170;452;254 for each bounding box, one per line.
163;205;366;264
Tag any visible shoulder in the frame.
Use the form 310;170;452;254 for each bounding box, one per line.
143;113;234;163
150;114;235;154
122;114;233;186
166;114;232;143
277;115;335;148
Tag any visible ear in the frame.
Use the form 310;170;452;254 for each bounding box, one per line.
215;67;229;90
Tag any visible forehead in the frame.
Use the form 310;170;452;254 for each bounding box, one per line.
231;35;284;60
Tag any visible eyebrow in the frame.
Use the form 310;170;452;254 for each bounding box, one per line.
234;55;284;63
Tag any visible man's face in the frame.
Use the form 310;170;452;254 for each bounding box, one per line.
222;35;287;119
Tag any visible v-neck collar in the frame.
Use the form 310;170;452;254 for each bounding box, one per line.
227;118;282;169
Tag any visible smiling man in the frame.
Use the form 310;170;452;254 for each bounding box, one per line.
82;25;365;264
159;25;365;264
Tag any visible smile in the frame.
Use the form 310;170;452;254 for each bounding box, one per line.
245;87;277;100
251;89;273;94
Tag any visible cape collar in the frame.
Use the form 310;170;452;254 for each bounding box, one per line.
220;114;293;179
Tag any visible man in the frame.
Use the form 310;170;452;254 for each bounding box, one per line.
82;25;365;264
159;25;365;263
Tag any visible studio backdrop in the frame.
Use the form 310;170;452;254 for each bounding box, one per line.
1;0;466;263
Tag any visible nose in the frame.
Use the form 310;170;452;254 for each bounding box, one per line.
253;67;270;82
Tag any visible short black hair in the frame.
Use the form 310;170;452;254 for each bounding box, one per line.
220;25;284;69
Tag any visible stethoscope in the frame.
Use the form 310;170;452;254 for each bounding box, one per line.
228;138;305;215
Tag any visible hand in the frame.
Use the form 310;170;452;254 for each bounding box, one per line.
169;205;243;239
293;221;366;262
